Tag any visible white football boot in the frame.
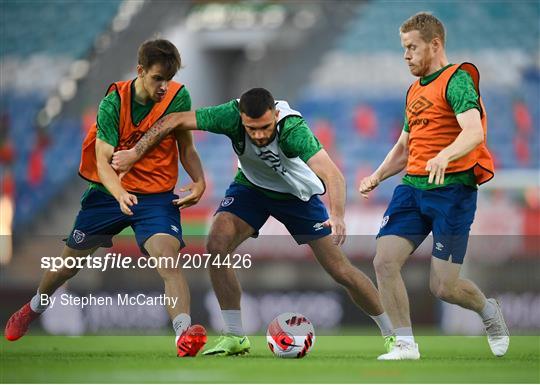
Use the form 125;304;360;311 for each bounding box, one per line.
377;340;420;360
483;298;510;357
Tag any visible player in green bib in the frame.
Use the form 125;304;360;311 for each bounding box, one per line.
112;88;396;357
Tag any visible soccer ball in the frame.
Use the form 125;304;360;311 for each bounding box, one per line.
266;312;315;358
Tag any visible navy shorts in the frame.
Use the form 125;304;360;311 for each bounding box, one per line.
216;183;331;244
377;184;477;264
66;188;184;255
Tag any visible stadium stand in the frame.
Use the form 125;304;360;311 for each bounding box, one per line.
1;1;122;228
295;0;539;203
1;0;538;224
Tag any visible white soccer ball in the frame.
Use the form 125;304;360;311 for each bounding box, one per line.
266;312;315;358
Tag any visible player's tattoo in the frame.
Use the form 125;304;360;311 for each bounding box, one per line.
133;115;174;157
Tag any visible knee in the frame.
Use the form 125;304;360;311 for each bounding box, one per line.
373;253;400;277
151;247;182;281
205;236;231;256
430;281;455;302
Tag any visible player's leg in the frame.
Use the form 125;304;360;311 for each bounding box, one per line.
373;236;415;332
38;245;99;297
144;234;187;318
374;235;421;360
426;185;485;310
429;256;485;311
4;245;97;341
373;185;428;360
307;236;384;319
203;184;268;356
202;213;254;356
270;193;393;352
132;191;206;356
143;233;205;357
427;185;509;356
429;256;509;356
5;187;128;341
133;192;189;323
41;187;128;298
206;212;255;311
308;235;395;348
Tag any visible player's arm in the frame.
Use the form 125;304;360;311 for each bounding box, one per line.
426;70;485;185
173;130;206;209
111;111;198;173
358;129;409;198
307;149;347;246
95;138;137;215
425;109;484;185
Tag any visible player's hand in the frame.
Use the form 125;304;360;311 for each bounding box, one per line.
323;215;346;246
426;153;449;185
358;173;381;199
116;190;138;216
173;180;206;210
111;148;138;175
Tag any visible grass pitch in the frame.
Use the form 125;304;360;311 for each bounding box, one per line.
1;333;538;383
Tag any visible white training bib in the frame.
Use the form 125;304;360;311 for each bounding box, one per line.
237;101;325;201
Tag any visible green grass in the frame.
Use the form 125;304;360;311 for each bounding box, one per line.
1;334;538;383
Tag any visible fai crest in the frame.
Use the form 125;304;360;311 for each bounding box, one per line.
73;229;86;244
221;197;234;207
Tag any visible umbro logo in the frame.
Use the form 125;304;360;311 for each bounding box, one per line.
407;96;433;116
435;242;444;251
313;222;325;231
170;225;179;233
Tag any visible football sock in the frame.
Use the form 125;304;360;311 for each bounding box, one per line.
172;313;191;336
479;299;497;321
395;327;415;345
221;309;244;336
370;312;394;337
29;290;48;313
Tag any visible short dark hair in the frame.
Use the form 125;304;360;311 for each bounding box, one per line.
239;88;275;118
400;12;446;46
138;39;181;80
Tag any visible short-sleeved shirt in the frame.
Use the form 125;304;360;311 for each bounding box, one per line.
196;100;322;199
402;64;480;190
87;84;191;196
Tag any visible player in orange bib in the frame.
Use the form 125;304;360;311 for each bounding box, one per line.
5;40;208;357
359;13;509;360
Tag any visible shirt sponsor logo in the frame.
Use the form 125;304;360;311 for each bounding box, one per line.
409;118;430;129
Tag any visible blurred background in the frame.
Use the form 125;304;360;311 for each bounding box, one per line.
0;0;538;336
